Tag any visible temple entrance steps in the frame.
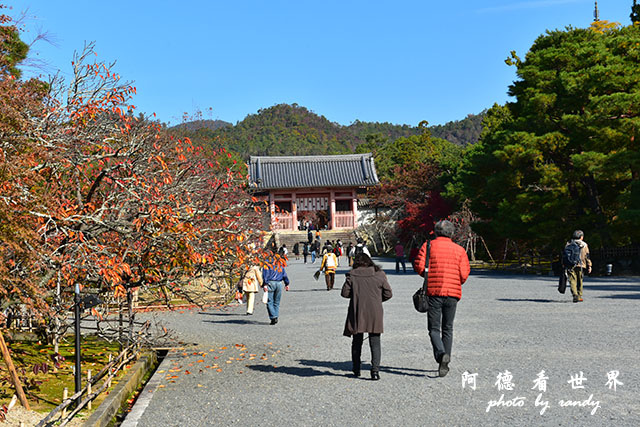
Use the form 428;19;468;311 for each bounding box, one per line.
270;230;358;252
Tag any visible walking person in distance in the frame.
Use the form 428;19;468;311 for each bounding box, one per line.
563;230;592;303
341;253;392;380
262;260;291;325
241;264;263;315
320;248;338;290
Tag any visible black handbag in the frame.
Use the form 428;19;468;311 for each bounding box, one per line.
412;241;430;313
558;269;568;294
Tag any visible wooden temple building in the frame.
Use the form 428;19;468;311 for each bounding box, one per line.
248;154;379;231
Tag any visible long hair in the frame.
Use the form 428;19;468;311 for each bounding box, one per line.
352;253;381;272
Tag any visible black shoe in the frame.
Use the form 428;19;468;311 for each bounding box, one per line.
573;295;579;303
353;369;361;378
270;318;278;325
246;312;253;316
438;354;450;377
370;371;380;381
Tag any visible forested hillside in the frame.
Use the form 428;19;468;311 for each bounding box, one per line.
429;111;485;146
170;119;232;132
170;103;485;158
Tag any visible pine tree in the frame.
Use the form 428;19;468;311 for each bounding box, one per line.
632;0;640;23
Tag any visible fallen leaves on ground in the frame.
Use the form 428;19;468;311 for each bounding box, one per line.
159;342;286;386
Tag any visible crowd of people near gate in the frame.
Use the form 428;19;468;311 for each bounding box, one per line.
239;222;592;382
239;221;470;380
288;237;370;266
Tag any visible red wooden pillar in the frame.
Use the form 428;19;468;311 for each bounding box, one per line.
291;192;298;231
330;190;336;229
351;189;358;228
269;192;276;230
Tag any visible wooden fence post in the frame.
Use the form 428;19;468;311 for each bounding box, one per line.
87;370;92;410
107;354;112;388
0;331;30;410
62;388;68;418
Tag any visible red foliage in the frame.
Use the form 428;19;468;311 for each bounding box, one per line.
397;191;451;240
370;162;452;242
1;41;270;316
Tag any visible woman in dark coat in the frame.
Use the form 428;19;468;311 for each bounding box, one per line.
341;253;392;380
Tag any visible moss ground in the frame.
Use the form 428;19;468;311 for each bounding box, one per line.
1;335;128;417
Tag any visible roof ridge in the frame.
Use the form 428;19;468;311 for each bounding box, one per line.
250;153;371;163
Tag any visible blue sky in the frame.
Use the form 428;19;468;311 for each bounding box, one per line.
13;0;634;127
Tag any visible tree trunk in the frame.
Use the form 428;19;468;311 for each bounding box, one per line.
581;174;612;247
0;331;30;410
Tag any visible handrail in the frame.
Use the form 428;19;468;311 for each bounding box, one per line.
35;340;140;427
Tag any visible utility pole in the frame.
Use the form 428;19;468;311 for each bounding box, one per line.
74;283;82;394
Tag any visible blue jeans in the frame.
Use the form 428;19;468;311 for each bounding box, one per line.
311;251;317;263
427;296;458;363
266;281;284;319
395;256;406;273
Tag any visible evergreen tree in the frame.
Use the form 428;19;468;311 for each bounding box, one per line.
632;0;640;24
458;24;640;249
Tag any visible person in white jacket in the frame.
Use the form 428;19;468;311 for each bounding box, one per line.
241;265;263;315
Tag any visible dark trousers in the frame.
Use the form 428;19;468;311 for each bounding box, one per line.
352;333;381;373
303;254;308;263
427;296;458;363
395;256;406;273
324;272;335;290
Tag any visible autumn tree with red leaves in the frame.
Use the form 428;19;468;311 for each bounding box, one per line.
0;6;51;316
1;17;269;346
362;127;464;252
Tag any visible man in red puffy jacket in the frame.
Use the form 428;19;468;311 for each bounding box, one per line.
413;220;470;377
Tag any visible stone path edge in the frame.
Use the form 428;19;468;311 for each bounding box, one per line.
82;351;158;427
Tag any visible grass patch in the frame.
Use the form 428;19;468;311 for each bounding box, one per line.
1;335;127;416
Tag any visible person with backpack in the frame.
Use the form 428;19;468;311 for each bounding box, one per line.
563;230;592;303
346;242;354;266
332;243;341;266
278;244;288;261
302;242;310;264
320;249;339;290
311;239;320;263
350;238;371;258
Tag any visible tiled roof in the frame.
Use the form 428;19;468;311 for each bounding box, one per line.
248;154;379;190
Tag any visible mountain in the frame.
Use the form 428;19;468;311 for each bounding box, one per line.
429;111;486;146
169;103;485;158
170;119;232;132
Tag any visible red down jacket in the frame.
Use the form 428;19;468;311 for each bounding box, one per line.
413;236;470;300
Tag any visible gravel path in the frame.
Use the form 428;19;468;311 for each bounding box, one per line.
126;258;640;426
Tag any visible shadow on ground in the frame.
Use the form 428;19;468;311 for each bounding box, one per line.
496;298;570;304
595;293;640;300
198;311;238;316
249;359;438;378
247;364;344;378
202;319;270;326
247;359;434;379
